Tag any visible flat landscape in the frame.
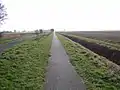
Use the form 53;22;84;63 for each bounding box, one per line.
0;31;120;90
60;31;120;65
66;31;120;43
1;0;120;89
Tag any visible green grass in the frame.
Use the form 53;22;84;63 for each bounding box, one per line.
0;38;14;44
0;34;53;90
57;34;120;90
62;33;120;51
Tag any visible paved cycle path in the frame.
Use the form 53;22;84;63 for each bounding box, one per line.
45;33;86;90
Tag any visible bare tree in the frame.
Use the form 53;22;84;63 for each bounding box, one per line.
0;2;7;38
0;3;7;25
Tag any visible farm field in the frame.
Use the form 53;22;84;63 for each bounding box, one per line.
66;31;120;43
59;31;120;66
57;34;120;90
60;33;120;65
61;31;120;51
0;34;52;89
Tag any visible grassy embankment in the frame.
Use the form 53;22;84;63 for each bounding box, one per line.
57;34;120;90
62;33;120;51
0;34;53;90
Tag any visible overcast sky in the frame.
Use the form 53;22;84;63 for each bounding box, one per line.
1;0;120;31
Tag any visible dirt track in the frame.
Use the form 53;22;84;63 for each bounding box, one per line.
62;34;120;65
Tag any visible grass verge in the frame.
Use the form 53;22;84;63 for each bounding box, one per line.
57;34;120;90
0;34;53;90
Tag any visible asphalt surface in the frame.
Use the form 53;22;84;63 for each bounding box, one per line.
45;33;86;90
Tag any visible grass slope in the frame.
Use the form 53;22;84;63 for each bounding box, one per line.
57;34;120;90
0;34;52;90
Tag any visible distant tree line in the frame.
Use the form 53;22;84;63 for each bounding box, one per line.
34;28;54;36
